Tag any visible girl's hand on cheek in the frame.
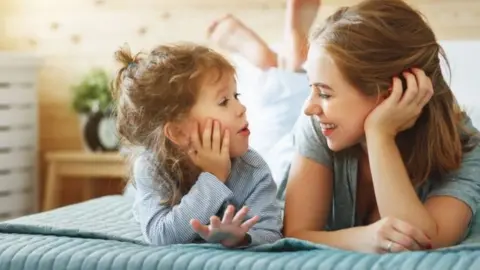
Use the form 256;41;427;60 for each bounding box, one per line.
188;118;231;182
364;68;434;139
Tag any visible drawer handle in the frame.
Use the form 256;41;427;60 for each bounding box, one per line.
0;147;12;154
0;212;12;220
0;169;12;175
0;191;12;197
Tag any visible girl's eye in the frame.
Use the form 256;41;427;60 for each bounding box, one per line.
319;93;331;99
219;98;229;106
219;93;240;106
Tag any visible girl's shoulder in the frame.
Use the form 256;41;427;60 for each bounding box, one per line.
134;149;157;167
132;149;159;182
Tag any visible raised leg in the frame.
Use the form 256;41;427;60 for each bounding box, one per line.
207;14;277;70
279;0;321;71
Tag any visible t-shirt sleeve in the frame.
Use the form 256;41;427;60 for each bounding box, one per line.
293;113;333;168
427;142;480;217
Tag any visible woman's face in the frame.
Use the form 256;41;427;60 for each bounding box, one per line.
304;46;379;151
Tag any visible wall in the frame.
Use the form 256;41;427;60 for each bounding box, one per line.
1;0;479;205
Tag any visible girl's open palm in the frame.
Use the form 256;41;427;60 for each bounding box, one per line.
190;205;259;247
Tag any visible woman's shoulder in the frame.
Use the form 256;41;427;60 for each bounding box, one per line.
436;112;480;179
422;114;480;217
458;112;480;152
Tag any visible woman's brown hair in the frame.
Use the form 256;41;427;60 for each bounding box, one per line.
310;0;477;185
112;42;235;206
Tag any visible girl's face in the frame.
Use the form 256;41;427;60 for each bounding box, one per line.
186;73;250;158
304;46;379;151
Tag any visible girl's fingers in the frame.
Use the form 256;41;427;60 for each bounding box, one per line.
221;129;230;156
189;121;202;151
202;118;213;150
210;215;221;229
190;219;210;239
240;215;260;230
232;206;249;226
222;205;235;224
212;120;221;153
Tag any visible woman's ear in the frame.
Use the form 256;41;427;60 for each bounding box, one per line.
163;122;189;147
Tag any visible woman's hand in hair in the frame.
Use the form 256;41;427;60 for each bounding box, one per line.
364;68;434;139
190;205;259;247
362;216;432;253
188;119;231;182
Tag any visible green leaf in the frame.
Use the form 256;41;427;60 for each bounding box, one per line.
71;68;113;114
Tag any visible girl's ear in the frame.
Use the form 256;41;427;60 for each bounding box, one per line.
163;122;189;147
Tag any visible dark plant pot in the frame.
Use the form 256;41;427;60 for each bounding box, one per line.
79;110;119;152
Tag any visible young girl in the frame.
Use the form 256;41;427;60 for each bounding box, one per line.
112;43;283;247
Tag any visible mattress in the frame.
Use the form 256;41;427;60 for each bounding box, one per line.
0;195;479;270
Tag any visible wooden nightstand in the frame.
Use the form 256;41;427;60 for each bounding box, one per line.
42;151;128;211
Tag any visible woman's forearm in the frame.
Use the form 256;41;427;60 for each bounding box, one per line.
289;227;370;252
365;131;437;238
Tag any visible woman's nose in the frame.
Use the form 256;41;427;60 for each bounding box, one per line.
303;98;322;116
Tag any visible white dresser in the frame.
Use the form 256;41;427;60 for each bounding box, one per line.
0;53;40;220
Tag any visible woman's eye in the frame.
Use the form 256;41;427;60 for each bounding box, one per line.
319;93;331;99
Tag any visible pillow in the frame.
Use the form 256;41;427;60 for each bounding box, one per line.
440;40;480;128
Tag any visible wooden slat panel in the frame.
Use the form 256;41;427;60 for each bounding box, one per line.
0;170;32;192
0;129;36;148
0;107;36;126
0;192;33;213
0;150;35;170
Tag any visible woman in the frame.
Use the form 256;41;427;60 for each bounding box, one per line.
283;0;480;253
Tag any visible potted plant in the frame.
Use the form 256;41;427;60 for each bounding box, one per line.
71;68;119;152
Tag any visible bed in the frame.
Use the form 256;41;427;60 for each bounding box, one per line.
0;195;479;270
1;40;479;270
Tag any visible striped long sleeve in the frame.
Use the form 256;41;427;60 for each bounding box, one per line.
132;149;283;246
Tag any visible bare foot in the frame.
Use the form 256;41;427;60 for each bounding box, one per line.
207;14;277;70
280;0;321;71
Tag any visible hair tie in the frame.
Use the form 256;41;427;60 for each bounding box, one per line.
128;62;136;69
